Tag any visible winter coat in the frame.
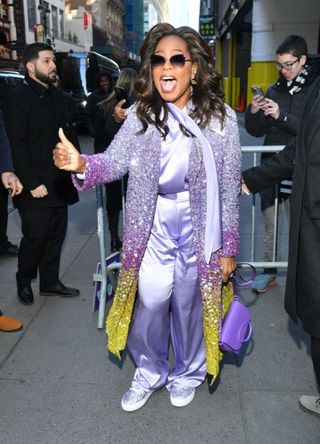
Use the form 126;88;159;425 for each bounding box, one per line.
3;75;79;209
245;54;320;210
84;88;108;139
94;91;137;154
73;104;242;380
243;76;320;338
94;98;124;154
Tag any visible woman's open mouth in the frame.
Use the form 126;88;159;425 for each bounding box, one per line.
160;76;177;93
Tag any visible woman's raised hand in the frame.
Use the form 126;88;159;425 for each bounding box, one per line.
53;128;86;173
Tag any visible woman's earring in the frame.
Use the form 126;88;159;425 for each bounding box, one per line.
191;78;197;85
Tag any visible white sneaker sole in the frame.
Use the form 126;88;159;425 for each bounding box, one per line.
121;391;153;412
298;398;320;417
170;389;195;407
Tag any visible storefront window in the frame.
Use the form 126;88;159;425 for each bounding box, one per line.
51;5;58;38
27;0;36;31
59;9;64;39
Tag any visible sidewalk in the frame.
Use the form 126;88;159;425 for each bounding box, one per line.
0;132;318;444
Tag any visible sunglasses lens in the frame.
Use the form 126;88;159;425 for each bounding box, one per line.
170;54;187;67
150;54;189;68
150;55;165;67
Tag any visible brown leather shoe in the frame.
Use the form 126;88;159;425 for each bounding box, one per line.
0;314;23;332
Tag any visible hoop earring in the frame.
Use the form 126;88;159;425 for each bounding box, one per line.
191;78;197;85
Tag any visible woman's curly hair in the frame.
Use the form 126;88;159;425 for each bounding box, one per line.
135;23;226;137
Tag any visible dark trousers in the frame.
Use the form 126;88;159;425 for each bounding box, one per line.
311;336;320;392
105;175;127;232
17;207;67;288
0;182;9;249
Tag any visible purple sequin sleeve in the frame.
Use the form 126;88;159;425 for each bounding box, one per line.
220;109;241;257
71;110;137;190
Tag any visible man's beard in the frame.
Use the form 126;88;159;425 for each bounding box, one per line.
34;67;57;85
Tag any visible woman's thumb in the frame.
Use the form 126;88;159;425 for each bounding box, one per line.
58;128;72;148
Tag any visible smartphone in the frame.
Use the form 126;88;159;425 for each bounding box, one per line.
114;86;130;108
251;86;265;104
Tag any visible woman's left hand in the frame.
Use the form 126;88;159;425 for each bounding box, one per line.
220;257;237;283
113;100;128;122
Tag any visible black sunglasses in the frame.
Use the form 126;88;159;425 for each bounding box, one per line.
150;54;192;68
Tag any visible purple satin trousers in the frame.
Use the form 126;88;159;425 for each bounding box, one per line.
127;191;206;392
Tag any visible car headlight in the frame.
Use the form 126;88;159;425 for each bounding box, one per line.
80;100;87;108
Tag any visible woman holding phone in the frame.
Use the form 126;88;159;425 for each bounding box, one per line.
94;68;137;252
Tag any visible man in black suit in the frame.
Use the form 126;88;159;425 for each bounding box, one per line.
3;43;80;306
242;76;320;417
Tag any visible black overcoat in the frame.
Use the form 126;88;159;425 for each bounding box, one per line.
245;54;320;210
243;76;320;338
3;75;79;209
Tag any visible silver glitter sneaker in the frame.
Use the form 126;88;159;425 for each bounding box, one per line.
121;388;154;412
170;385;195;407
299;395;320;417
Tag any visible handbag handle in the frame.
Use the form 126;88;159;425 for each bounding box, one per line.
231;264;256;300
238;321;253;343
220;264;256;333
234;263;256;287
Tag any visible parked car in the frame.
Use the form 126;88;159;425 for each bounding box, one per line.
0;70;24;107
54;51;120;131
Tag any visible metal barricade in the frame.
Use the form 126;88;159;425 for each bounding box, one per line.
93;182;123;328
238;145;288;270
93;145;289;328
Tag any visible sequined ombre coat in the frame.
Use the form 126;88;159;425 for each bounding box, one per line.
74;105;241;381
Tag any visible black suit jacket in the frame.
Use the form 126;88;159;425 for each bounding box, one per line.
3;75;79;208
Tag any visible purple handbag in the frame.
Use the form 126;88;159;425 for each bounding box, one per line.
219;267;255;355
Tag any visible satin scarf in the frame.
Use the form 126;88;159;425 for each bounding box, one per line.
167;103;222;263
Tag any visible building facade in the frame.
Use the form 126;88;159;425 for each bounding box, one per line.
144;0;169;35
0;0;26;66
203;0;320;109
27;0;89;51
123;0;144;64
0;0;159;70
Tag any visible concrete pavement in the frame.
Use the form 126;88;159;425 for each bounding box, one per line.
0;127;319;444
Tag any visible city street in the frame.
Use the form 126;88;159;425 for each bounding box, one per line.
0;127;319;444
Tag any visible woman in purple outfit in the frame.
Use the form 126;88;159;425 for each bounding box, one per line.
53;23;241;412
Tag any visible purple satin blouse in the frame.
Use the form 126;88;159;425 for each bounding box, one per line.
158;114;192;195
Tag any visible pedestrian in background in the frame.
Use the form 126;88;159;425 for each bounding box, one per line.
0;82;21;257
0;109;23;332
0;181;19;257
245;35;320;293
95;67;137;252
242;74;320;418
53;75;78;128
54;23;241;412
3;43;80;306
84;71;112;151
